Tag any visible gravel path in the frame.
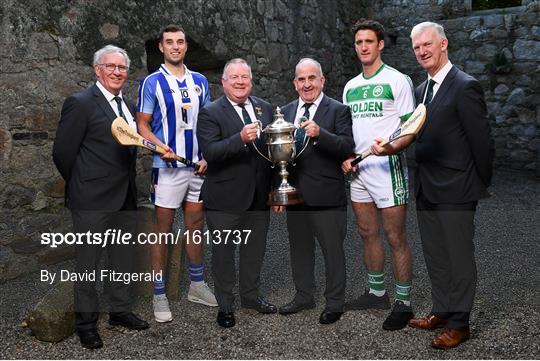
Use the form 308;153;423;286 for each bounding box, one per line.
1;168;539;359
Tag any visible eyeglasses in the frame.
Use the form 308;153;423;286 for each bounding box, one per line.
98;63;129;73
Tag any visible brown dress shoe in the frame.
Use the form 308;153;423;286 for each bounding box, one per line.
431;328;470;349
408;314;448;330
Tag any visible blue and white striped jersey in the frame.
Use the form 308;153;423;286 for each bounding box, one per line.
137;64;210;168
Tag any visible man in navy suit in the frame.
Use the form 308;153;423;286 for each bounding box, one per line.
53;45;148;349
276;58;353;324
197;58;277;328
371;22;493;348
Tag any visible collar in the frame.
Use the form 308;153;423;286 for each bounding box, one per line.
362;63;385;80
96;80;122;101
227;97;252;108
298;91;324;109
428;60;453;85
159;63;191;80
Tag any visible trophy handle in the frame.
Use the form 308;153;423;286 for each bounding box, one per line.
254;120;272;133
295;136;310;159
250;120;272;163
255;120;270;133
250;143;272;163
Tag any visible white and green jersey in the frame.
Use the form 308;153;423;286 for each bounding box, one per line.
343;64;415;154
344;64;414;207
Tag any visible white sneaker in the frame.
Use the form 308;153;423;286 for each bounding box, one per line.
153;295;173;323
187;282;218;307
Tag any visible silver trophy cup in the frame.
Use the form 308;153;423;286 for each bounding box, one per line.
253;107;308;206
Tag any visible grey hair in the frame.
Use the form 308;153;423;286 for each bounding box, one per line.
295;57;324;78
222;58;252;79
410;21;447;40
93;44;131;68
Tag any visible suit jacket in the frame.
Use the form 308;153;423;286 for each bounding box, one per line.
53;84;137;211
414;65;494;203
197;95;273;211
282;95;353;207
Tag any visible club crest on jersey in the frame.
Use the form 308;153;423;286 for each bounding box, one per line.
373;85;383;97
194;85;202;96
394;186;406;199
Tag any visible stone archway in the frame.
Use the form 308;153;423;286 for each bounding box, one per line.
144;37;226;98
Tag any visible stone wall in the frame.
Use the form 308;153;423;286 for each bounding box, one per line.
0;0;365;281
1;0;538;281
363;0;540;171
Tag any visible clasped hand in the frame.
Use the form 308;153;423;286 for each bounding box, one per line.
240;123;260;143
300;120;320;138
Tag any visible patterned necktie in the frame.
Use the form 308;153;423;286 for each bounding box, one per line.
295;103;312;150
238;103;252;124
424;79;436;106
113;96;125;120
302;102;312;119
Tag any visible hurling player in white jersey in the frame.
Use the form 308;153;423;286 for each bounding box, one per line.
136;25;217;323
341;19;415;331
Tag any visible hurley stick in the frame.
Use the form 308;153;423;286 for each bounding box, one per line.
111;117;199;170
351;104;427;166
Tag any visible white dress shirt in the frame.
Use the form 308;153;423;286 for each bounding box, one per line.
422;60;453;103
293;91;324;126
96;80;136;130
227;97;261;138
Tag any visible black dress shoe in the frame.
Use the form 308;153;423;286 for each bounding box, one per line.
319;311;343;324
217;311;235;328
382;301;414;331
279;300;316;315
242;297;277;314
77;329;103;349
109;312;149;330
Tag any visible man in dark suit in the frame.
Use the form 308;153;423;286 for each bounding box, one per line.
276;58;354;324
372;22;493;348
53;45;149;349
196;58;277;328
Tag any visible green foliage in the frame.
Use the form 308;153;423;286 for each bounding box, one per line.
472;0;522;10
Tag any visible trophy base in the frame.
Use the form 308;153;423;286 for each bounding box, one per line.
267;189;303;206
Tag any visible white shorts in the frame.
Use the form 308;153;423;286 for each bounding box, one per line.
150;167;204;208
350;153;409;208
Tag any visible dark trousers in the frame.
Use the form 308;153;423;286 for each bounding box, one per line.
206;209;270;312
286;204;347;312
416;193;477;330
71;207;137;331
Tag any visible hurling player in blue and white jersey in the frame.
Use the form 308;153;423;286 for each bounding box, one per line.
341;19;415;331
136;25;217;323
